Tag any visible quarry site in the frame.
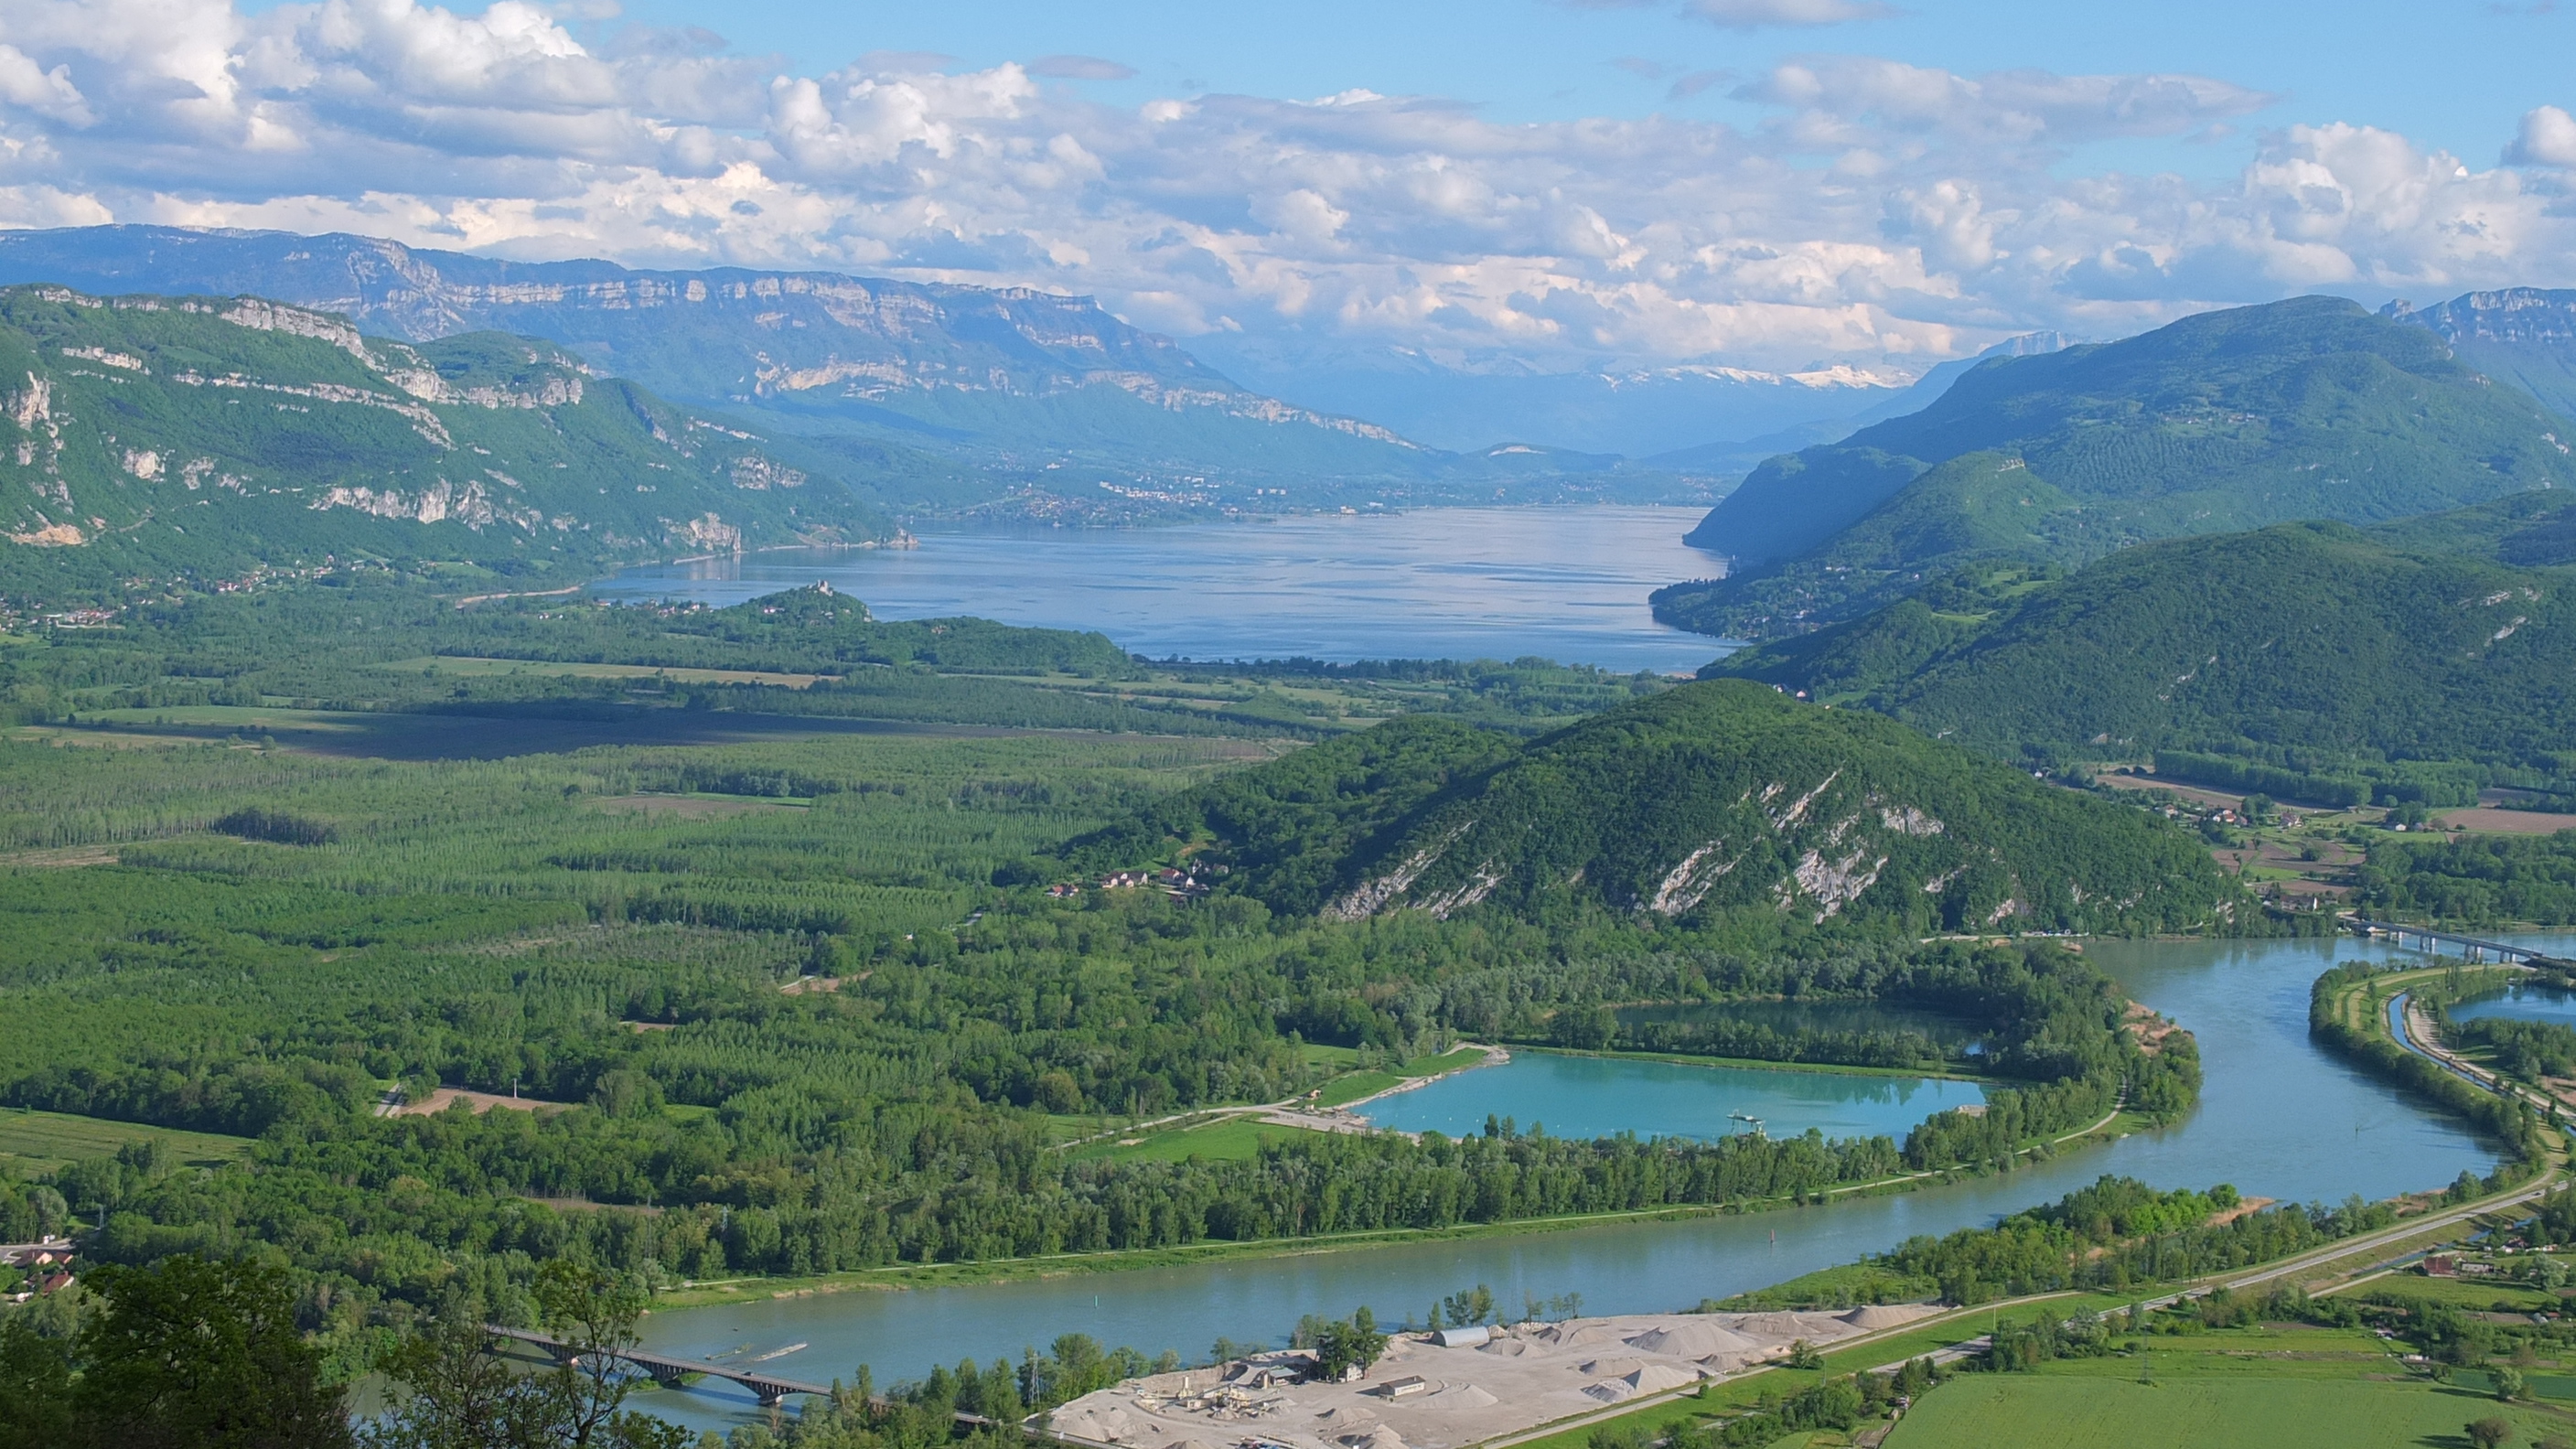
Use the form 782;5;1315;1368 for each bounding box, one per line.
1045;1305;1944;1449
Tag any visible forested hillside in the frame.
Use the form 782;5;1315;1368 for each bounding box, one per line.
1079;680;2239;939
1705;522;2576;800
0;284;890;601
1657;296;2576;639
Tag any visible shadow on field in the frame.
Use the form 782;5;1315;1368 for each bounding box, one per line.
67;708;1054;761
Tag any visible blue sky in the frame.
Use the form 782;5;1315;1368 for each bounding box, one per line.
11;0;2576;374
617;0;2572;176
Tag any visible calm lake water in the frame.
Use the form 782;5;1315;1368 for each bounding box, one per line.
1355;1052;1983;1143
631;932;2549;1432
592;506;1732;673
2451;982;2576;1028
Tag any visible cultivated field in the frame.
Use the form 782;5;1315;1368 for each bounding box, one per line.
1884;1326;2576;1449
0;1107;252;1171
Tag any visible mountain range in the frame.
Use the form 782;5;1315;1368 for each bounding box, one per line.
1655;296;2576;641
0;283;885;597
0;226;1733;516
1181;333;1915;457
2386;287;2576;424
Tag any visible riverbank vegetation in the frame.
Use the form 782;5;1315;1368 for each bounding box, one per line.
1706;1175;2423;1313
2312;962;2553;1174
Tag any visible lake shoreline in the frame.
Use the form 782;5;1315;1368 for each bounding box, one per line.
1515;1044;1999;1086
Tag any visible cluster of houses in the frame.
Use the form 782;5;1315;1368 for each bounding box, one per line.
1050;867;1215;902
5;1236;73;1300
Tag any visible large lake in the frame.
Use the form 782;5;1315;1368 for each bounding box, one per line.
632;932;2541;1433
592;506;1732;673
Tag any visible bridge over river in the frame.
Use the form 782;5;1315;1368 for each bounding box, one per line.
487;1325;835;1408
486;1325;1009;1418
2344;917;2575;967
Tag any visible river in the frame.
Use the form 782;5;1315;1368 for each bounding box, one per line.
590;506;1731;674
632;932;2549;1431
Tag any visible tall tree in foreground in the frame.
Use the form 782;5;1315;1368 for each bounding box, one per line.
70;1255;352;1449
367;1262;684;1449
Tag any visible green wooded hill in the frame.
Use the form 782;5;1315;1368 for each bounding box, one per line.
1707;521;2576;793
1657;296;2576;639
1077;680;2238;939
0;284;889;599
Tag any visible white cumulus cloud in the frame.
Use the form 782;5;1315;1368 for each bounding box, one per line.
2507;104;2576;168
0;0;2568;374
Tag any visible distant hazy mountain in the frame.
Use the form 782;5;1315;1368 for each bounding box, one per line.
0;226;1486;504
0;283;884;598
1655;296;2576;640
1640;332;2077;478
1182;335;1912;457
2388;287;2576;421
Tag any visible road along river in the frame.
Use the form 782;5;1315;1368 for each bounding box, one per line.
632;933;2542;1432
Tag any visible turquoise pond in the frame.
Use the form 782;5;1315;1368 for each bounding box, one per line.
2451;981;2576;1027
1352;1050;1985;1143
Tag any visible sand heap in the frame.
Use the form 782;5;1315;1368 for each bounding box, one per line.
1582;1364;1701;1402
1626;1321;1761;1358
1839;1304;1920;1331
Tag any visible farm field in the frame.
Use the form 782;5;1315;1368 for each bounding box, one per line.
0;1107;252;1172
29;705;1095;760
1885;1374;2570;1449
380;656;839;689
1882;1325;2576;1449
